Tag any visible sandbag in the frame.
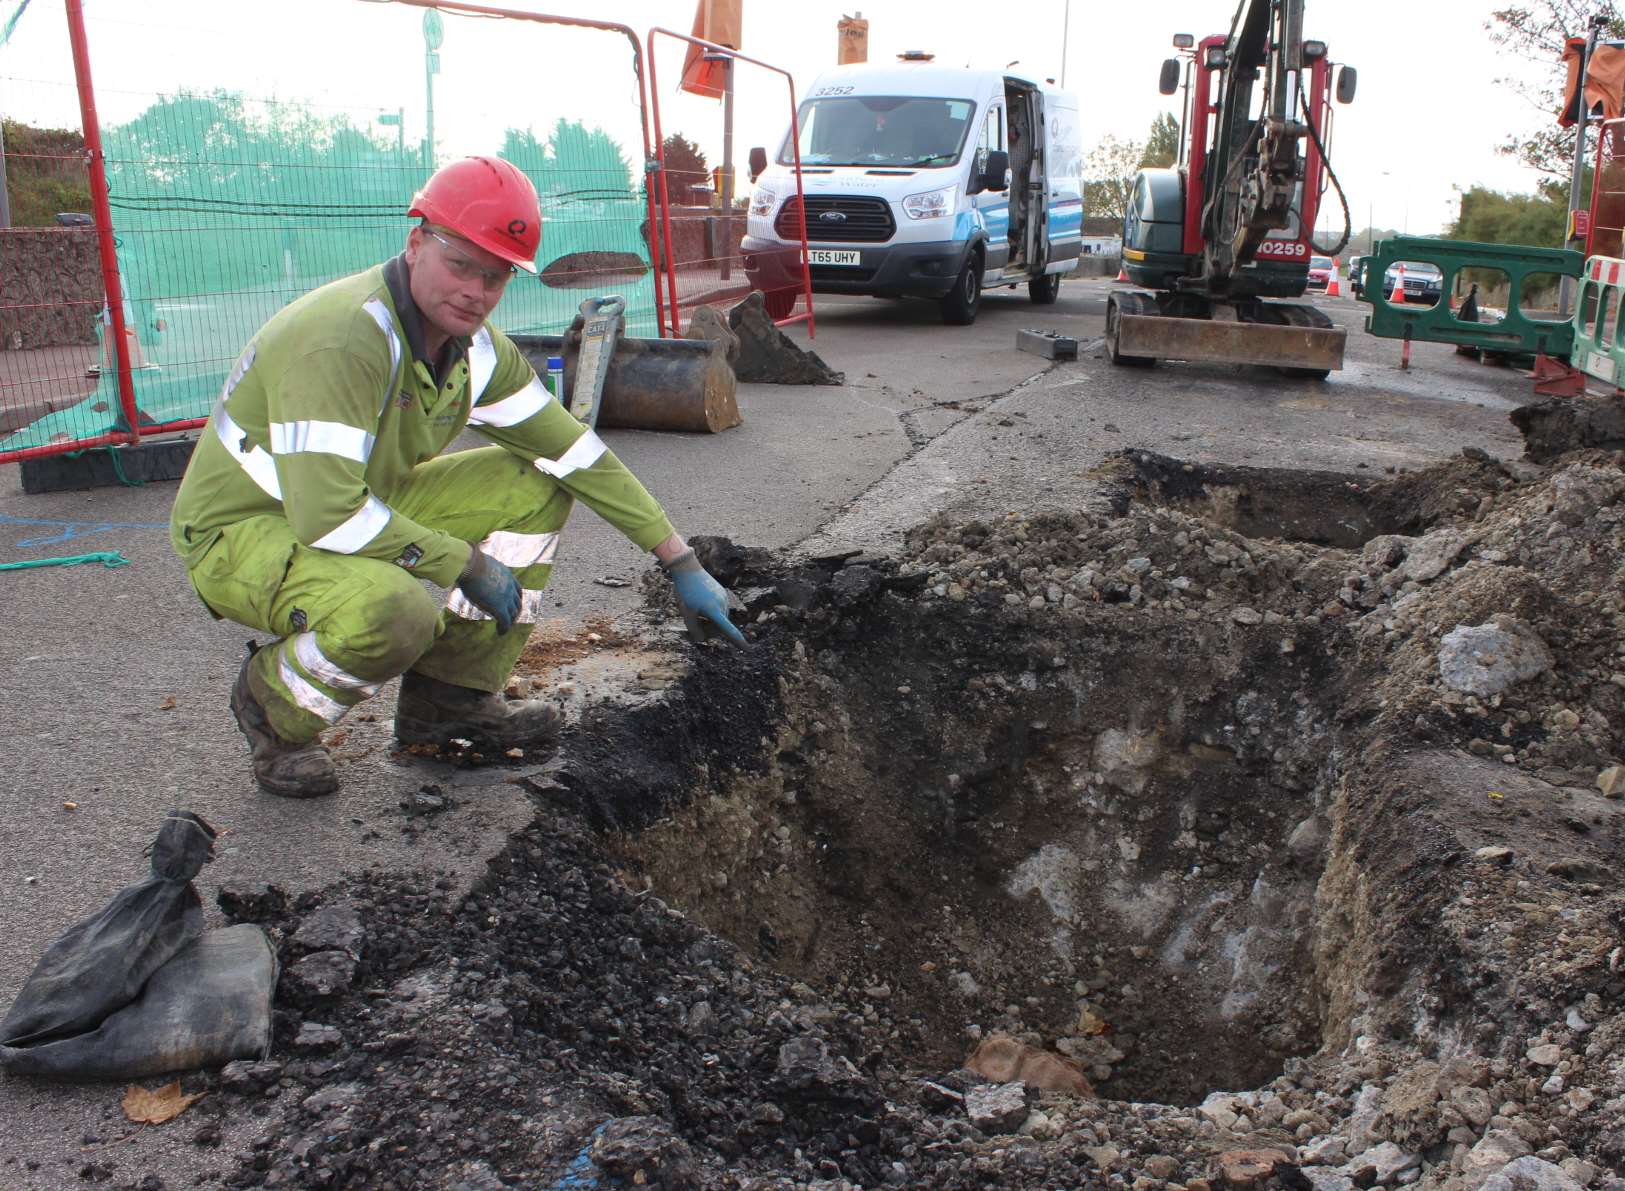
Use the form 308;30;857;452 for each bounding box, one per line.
1;810;277;1080
1;810;216;1049
0;925;276;1080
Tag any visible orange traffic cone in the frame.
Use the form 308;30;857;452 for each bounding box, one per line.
1388;261;1406;304
1326;258;1342;298
1115;264;1129;282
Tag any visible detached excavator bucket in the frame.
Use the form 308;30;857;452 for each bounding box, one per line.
1115;311;1346;371
511;334;741;434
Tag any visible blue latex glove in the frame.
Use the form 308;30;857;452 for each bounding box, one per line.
457;545;521;633
663;548;746;646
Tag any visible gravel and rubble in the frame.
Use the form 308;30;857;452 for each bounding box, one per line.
25;436;1625;1191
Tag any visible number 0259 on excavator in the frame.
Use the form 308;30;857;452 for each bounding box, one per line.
1109;0;1358;379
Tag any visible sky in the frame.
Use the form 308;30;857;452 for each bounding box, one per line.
0;0;1570;243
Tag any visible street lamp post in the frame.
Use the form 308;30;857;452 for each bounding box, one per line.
422;9;443;170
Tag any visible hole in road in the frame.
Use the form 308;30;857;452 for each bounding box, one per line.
1105;449;1428;548
620;593;1337;1105
605;466;1386;1105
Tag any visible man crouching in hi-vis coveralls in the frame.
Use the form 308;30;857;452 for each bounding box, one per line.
169;156;744;799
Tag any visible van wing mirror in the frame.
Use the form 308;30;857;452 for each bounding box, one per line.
981;149;1010;193
1158;58;1181;96
748;146;768;182
1335;66;1357;104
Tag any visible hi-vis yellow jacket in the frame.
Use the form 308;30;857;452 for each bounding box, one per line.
171;256;674;588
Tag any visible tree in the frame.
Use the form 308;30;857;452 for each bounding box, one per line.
1446;180;1569;248
1486;2;1625;177
1140;112;1179;169
2;119;90;226
1083;135;1145;224
660;133;709;204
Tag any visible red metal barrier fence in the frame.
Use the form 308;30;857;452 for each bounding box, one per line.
1588;118;1625;262
1;0;662;465
646;26;813;338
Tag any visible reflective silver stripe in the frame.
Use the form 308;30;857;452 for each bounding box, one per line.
269;419;375;463
468;375;551;428
534;429;608;480
515;590;549;624
362;297;404;411
311;495;391;553
468;327;498;402
277;646;348;724
292;632;382;697
446;587;549;624
212;401;282;500
223;343;256;398
480;529;559;569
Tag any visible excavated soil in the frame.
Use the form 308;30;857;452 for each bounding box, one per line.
112;440;1625;1191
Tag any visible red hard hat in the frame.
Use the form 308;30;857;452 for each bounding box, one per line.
409;156;541;273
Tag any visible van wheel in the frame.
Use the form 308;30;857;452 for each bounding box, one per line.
761;288;797;321
940;253;983;325
1029;271;1062;304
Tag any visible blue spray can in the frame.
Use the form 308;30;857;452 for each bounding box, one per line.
545;355;565;401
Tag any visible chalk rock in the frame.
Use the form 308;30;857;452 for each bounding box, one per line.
1438;617;1553;697
1199;1092;1243;1131
1596;765;1625;798
965;1080;1030;1134
1343;1141;1420;1185
1301;1171;1356;1191
1478;1157;1586;1191
1464;1131;1534;1189
1526;1043;1562;1067
1218;1149;1293;1187
1401;531;1466;582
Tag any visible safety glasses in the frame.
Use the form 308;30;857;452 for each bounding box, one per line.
424;228;517;291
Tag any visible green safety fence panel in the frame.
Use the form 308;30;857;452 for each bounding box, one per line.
1355;236;1582;358
1571;256;1625;386
1;1;662;460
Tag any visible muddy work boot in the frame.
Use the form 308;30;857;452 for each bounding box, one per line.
394;672;562;752
229;658;339;799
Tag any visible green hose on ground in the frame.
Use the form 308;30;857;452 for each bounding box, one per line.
0;551;130;571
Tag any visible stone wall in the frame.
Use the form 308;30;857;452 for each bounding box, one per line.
0;228;102;350
645;209;748;267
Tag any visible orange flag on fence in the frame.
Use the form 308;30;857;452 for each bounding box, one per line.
680;0;742;99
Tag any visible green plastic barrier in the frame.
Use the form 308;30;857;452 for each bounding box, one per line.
1355;236;1582;358
1571;256;1625;386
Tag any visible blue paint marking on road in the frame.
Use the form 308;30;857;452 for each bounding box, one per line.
0;512;169;548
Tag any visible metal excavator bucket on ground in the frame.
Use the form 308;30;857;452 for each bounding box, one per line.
511;295;742;435
1107;292;1346;375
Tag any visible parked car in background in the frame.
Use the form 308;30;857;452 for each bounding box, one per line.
1346;254;1365;296
1383;261;1442;305
1306;255;1335;292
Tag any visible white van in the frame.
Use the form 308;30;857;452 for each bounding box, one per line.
741;57;1083;325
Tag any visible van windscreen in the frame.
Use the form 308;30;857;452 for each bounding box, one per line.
781;96;976;168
